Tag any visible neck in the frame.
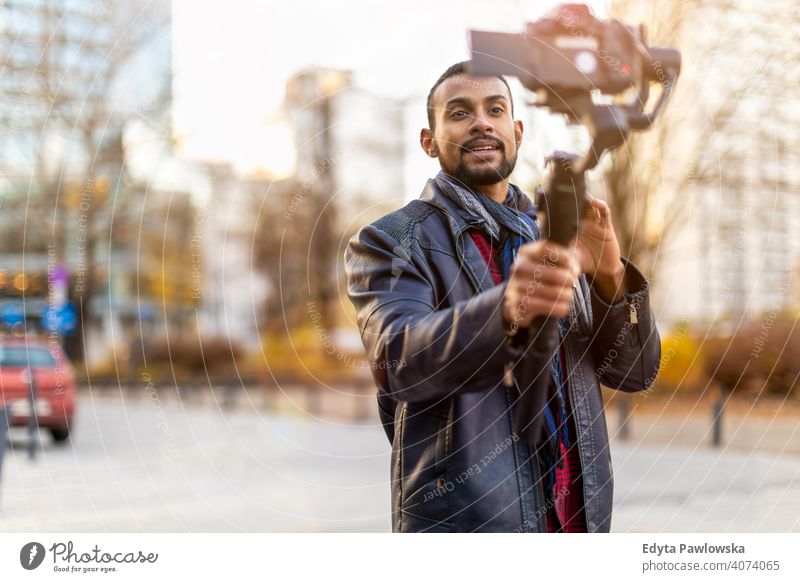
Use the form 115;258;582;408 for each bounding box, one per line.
474;179;510;204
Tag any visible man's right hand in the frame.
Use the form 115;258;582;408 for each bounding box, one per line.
502;241;580;334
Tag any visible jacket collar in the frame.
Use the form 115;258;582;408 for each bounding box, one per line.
418;177;539;293
419;177;538;235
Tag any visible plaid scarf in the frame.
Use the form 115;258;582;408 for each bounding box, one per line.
435;171;570;491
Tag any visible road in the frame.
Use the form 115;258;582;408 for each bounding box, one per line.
1;393;799;532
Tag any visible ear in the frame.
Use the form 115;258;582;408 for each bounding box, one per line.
420;128;438;158
513;119;523;147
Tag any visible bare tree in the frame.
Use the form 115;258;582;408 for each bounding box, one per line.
1;0;170;361
604;0;769;276
253;178;339;332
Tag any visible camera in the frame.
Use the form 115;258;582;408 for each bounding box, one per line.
468;3;680;125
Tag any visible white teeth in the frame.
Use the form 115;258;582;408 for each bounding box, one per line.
471;146;496;151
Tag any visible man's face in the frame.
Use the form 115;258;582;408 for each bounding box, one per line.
421;75;523;187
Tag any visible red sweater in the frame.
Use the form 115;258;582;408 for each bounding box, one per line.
468;228;587;532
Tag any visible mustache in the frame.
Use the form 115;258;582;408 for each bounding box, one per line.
460;136;505;152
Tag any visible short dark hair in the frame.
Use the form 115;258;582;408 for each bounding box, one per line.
426;61;514;130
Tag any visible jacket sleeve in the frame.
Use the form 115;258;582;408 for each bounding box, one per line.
588;257;661;393
344;223;525;403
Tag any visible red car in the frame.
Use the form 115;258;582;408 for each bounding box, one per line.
0;335;76;443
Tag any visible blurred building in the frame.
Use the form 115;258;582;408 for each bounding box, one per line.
612;0;800;327
284;68;406;230
270;68;407;333
196;162;268;350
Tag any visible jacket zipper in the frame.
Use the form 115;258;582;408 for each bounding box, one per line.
628;298;646;389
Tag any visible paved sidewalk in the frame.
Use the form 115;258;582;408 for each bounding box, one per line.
1;395;798;532
609;401;800;531
0;397;391;532
612;440;800;532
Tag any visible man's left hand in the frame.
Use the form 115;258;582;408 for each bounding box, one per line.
574;195;627;303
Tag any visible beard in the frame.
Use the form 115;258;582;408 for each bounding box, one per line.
441;145;518;187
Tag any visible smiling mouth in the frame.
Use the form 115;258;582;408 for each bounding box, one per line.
462;140;503;156
464;145;502;161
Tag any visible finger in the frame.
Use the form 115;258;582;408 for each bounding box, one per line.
569;253;581;278
582;195;594;220
511;284;575;306
585;198;603;223
514;298;571;322
579;213;597;230
518;241;573;268
509;290;573;313
510;276;576;300
593;198;611;220
518;240;572;258
536;298;571;318
512;260;578;286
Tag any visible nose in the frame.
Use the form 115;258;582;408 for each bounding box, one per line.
468;111;494;135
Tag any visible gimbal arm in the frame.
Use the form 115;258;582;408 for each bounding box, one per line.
512;59;679;447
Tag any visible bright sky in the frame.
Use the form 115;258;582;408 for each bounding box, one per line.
172;0;609;177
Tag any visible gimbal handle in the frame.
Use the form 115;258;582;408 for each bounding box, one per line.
512;152;587;446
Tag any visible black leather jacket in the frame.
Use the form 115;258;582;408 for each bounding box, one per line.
344;178;661;532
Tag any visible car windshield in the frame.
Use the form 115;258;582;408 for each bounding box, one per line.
0;347;58;368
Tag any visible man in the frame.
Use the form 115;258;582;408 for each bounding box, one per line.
344;62;660;533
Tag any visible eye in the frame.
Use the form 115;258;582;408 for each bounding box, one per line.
450;110;468;119
490;106;505;114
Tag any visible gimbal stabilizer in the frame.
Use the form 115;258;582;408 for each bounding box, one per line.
467;3;681;446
